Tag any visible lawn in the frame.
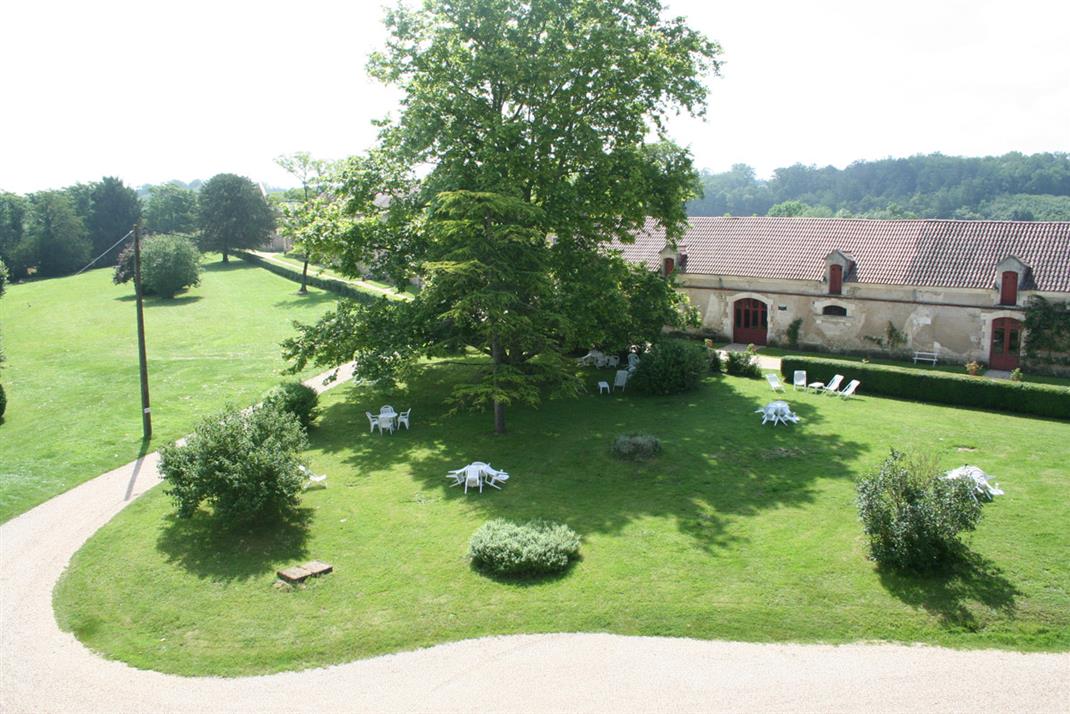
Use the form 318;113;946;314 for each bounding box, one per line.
0;259;337;522
53;365;1070;676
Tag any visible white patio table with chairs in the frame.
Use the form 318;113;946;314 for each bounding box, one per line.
756;400;799;426
367;405;412;435
446;462;510;494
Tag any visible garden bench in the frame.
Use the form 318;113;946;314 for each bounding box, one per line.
912;350;938;365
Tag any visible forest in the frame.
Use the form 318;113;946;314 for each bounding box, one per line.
687;152;1070;220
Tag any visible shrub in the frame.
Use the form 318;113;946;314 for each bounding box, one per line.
1009;368;1023;382
159;403;309;521
857;450;986;570
114;234;202;298
965;360;983;376
0;383;6;419
611;433;661;460
0;258;7;297
787;318;803;348
724;346;762;378
629;339;707;395
263;381;319;429
780;355;1070;420
468;519;581;576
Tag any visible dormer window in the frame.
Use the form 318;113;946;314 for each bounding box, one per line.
663;257;675;276
999;271;1018;305
994;256;1028;306
829;264;843;295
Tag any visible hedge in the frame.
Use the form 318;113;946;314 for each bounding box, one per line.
235;251;380;304
780;355;1070;420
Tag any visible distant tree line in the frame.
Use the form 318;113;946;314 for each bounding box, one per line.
0;174;274;281
687;152;1070;220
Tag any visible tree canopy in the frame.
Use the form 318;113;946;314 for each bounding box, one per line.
687;152;1070;219
87;177;141;255
285;0;717;433
25;192;91;277
144;183;198;234
197;174;275;262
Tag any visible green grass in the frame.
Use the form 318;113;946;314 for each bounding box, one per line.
54;366;1070;675
0;258;336;522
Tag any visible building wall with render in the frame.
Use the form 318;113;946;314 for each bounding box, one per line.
676;271;1062;363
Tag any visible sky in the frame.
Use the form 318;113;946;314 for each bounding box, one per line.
2;0;1068;194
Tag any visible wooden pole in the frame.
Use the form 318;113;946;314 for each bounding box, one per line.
133;223;152;440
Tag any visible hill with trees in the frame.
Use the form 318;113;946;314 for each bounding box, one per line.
687;152;1070;220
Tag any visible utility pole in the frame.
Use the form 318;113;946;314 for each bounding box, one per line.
133;223;152;440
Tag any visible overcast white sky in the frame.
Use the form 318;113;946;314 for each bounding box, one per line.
2;0;1068;193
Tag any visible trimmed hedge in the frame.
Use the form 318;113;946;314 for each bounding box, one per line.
235;251;380;304
781;355;1070;420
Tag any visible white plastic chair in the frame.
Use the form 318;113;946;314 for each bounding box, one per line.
380;405;396;416
365;411;379;433
299;464;327;490
484;466;510;489
755;404;778;425
765;373;785;392
377;414;395;434
598;380;610;394
793;370;807;391
613;370;629;391
822;374;844;395
397;408;411;430
838;379;861;399
463;465;483;494
606;355;620;368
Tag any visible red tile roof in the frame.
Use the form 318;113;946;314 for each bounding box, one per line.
614;217;1070;292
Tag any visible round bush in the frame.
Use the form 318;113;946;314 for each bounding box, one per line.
0;383;6;419
857;450;986;571
263;381;319;429
628;339;707;395
159;402;309;521
113;233;202;298
468;519;581;576
611;433;661;460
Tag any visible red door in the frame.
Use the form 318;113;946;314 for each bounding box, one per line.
989;318;1022;370
733;298;768;345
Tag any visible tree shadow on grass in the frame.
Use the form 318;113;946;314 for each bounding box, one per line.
155;507;313;582
202;260;255;273
272;290;338;309
310;363;868;554
877;550;1020;630
113;293;203;307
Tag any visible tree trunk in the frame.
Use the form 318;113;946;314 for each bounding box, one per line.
221;244;229;263
300;259;309;294
492;333;506;435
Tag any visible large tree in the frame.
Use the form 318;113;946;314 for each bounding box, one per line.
285;0;718;433
144;183;199;234
0;192;32;279
88;177;141;255
25;192;91;277
197;173;275;262
275;152;329;292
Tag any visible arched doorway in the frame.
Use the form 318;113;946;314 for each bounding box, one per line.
733;298;768;345
989;317;1022;371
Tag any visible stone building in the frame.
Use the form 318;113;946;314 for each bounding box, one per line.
616;217;1070;370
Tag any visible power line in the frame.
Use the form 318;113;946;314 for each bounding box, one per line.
73;229;134;276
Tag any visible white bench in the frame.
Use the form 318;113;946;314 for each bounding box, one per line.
912;350;938;365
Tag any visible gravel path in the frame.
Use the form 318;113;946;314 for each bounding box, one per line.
2;364;1067;713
